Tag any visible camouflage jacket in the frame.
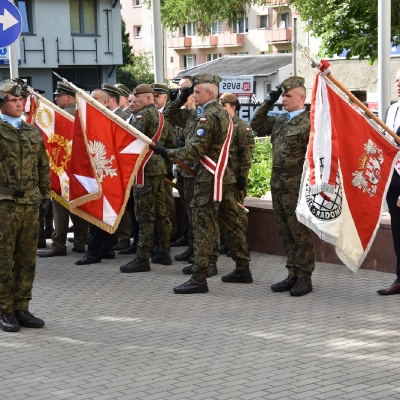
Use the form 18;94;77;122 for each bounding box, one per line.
130;103;170;176
250;102;310;190
0;120;50;203
229;115;255;180
167;99;236;184
163;98;197;178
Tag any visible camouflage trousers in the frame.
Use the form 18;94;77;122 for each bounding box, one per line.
271;188;315;277
0;201;39;312
183;176;195;249
231;184;248;232
191;182;250;280
133;175;172;259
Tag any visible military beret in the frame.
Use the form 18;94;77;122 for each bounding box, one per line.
219;93;238;104
280;76;305;93
191;74;222;87
114;83;131;97
0;81;24;97
102;83;124;98
54;82;75;97
133;84;155;95
151;83;169;95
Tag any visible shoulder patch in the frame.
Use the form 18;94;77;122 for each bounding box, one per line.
245;127;251;132
135;115;142;120
199;117;207;123
197;129;205;137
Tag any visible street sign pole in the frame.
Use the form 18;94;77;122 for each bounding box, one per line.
8;0;18;78
9;40;18;78
0;0;22;79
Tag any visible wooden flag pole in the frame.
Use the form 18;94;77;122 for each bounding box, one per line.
302;54;400;144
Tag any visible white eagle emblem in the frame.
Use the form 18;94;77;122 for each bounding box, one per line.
88;140;117;182
351;139;383;197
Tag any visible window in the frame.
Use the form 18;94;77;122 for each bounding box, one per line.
133;0;141;5
17;0;33;34
259;15;268;29
170;56;174;63
233;18;248;33
70;0;97;35
183;22;196;37
211;21;221;35
279;13;289;29
207;53;221;62
134;25;142;37
184;54;196;69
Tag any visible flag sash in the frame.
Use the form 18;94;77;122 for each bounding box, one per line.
199;117;233;201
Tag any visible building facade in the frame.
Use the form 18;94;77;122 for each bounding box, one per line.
121;0;293;80
0;0;123;100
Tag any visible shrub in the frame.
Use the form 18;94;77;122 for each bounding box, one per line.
247;138;272;198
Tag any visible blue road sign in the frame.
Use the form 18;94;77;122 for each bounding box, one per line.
0;0;22;48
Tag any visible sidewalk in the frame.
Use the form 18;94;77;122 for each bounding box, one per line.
1;241;399;400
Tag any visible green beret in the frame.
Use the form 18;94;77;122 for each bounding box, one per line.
280;76;305;93
133;84;155;95
151;83;169;95
219;93;238;104
101;83;124;98
114;83;131;97
191;74;222;87
54;82;75;97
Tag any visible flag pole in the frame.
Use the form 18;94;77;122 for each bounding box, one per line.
302;52;400;145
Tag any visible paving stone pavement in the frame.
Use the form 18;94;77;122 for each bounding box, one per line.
1;239;400;400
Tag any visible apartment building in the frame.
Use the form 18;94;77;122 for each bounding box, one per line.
0;0;123;100
121;0;293;80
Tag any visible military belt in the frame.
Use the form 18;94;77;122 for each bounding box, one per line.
272;166;303;173
0;186;39;198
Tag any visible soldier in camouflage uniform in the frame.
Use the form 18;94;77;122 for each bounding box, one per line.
119;84;173;273
219;92;255;232
163;77;205;269
0;81;50;332
250;76;315;297
152;74;252;294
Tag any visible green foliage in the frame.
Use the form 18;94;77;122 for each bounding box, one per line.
143;0;264;37
290;0;400;63
117;51;154;89
121;19;134;65
247;139;272;198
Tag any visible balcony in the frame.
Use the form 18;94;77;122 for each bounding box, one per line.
217;32;245;46
265;28;292;42
191;36;218;48
167;36;192;49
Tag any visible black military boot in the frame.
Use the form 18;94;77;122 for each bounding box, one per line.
119;242;137;255
271;276;297;292
290;277;313;297
173;277;208;294
221;269;253;283
151;251;172;265
207;264;218;277
120;257;151;273
182;264;194;275
14;310;45;328
174;247;194;261
0;312;20;332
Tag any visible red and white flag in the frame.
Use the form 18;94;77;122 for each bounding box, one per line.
69;94;148;233
31;97;75;207
296;62;400;271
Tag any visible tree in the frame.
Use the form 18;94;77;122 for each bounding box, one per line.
290;0;400;63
